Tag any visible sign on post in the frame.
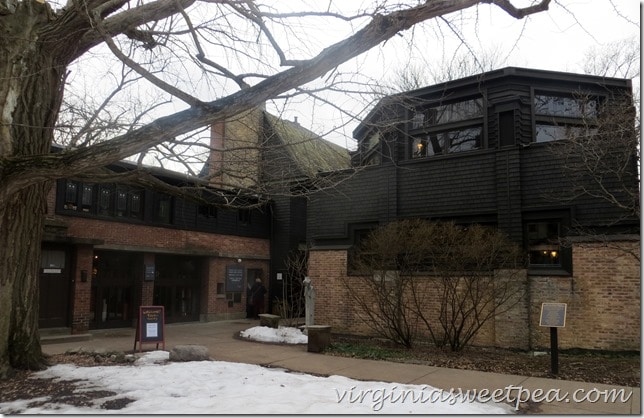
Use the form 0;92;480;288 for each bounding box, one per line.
539;302;567;375
539;303;567;327
134;305;165;352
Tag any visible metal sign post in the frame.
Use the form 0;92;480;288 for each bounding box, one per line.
539;303;567;375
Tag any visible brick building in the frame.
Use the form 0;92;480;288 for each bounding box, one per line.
305;67;640;351
40;109;349;334
40;68;640;352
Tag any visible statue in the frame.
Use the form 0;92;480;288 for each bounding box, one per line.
303;276;315;327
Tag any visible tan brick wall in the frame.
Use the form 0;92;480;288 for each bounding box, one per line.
310;240;639;351
529;241;640;351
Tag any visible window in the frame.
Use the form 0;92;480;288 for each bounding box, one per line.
116;188;128;216
524;216;572;274
533;93;598;143
412;127;482;157
239;209;251;225
534;95;597;118
198;204;218;218
64;181;78;210
526;221;560;266
81;184;93;212
362;132;382;165
60;181;142;220
410;97;484;158
535;125;597;143
155;194;172;224
98;186;112;215
129;192;142;218
41;249;66;269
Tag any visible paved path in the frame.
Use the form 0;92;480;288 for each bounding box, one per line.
41;320;640;414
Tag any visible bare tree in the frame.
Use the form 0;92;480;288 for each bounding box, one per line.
0;0;552;378
346;220;525;351
275;249;308;326
544;91;640;260
390;45;508;93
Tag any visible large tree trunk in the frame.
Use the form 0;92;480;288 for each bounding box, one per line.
0;184;49;378
0;1;67;378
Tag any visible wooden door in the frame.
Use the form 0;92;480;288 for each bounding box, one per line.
39;248;71;328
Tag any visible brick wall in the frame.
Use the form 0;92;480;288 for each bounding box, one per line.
309;240;640;351
202;257;269;321
61;216;270;257
70;244;93;333
52;208;270;332
529;240;640;351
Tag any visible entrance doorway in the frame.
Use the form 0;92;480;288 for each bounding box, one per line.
39;247;71;328
153;255;202;323
90;251;138;328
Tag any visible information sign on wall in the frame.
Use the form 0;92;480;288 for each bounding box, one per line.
144;264;155;281
226;266;244;292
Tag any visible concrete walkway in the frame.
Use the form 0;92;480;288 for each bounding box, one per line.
41;320;640;414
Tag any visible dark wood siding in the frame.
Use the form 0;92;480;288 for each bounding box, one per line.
309;68;638;251
308;166;394;242
397;151;497;218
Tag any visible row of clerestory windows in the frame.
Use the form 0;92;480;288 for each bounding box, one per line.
61;180;251;227
62;180;168;223
403;93;598;160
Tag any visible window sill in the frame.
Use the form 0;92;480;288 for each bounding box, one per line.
527;267;571;277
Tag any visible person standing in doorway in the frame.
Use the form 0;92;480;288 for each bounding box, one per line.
245;282;254;319
250;278;267;319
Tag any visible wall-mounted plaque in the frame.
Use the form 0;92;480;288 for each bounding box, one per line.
226;265;244;293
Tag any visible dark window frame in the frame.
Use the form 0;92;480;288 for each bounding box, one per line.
532;90;601;144
238;209;251;225
408;96;485;159
64;181;78;210
154;193;173;224
198;204;218;219
81;184;94;212
523;210;572;276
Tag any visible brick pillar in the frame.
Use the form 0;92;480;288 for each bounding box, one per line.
71;244;94;334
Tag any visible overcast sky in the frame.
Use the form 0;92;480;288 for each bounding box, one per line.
63;1;639;165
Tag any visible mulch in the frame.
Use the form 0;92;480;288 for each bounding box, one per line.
326;335;640;388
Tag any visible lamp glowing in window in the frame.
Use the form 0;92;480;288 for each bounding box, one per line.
550;251;558;258
416;143;424;152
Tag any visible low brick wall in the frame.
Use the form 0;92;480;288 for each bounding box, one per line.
309;240;640;351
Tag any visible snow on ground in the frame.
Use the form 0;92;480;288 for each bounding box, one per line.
0;327;512;414
239;325;308;344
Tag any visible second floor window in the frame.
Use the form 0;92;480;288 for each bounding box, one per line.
534;93;598;143
155;194;172;224
410;97;484;158
412;127;482;157
63;180;143;220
